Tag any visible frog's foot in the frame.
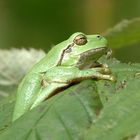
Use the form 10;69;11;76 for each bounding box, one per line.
99;74;116;82
95;67;111;75
101;63;109;68
93;67;116;82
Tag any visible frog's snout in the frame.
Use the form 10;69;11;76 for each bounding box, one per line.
97;35;108;46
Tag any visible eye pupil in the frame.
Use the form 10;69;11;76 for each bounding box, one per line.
73;34;87;45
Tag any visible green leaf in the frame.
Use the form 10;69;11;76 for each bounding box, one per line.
0;49;140;140
0;96;14;132
104;18;140;49
0;80;99;140
85;77;140;140
0;49;45;99
84;63;140;140
0;55;140;140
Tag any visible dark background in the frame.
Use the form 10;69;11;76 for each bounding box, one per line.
0;0;140;62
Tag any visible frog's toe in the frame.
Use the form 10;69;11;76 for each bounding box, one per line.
109;75;117;82
102;63;109;68
100;67;112;74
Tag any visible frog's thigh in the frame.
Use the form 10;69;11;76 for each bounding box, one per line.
13;73;43;121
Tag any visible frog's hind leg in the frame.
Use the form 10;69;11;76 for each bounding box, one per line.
30;82;68;109
12;73;43;121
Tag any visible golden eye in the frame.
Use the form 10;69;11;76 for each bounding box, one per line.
73;34;87;45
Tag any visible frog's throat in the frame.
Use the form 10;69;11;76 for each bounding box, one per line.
76;47;107;69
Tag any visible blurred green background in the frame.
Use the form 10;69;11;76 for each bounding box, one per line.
0;0;140;62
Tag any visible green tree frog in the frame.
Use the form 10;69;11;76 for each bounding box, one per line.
12;32;115;121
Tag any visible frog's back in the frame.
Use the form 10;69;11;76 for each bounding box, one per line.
29;40;68;73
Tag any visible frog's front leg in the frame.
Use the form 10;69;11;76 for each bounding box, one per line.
31;66;115;109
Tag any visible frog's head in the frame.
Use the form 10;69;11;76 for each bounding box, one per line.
61;32;108;68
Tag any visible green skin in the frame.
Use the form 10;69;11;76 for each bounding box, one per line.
12;32;115;121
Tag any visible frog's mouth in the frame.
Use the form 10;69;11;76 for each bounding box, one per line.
77;47;107;69
90;46;107;53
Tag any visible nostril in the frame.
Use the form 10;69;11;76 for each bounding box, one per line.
97;35;102;39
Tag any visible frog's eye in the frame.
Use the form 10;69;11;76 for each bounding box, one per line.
73;34;87;45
